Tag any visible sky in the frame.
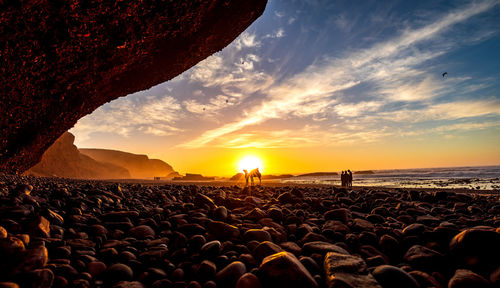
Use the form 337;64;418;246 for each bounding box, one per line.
71;0;500;176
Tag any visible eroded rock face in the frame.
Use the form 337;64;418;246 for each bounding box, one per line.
25;132;131;179
0;0;267;174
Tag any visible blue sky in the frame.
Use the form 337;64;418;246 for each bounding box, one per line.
71;0;500;174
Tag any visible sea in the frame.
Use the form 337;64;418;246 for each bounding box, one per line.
281;165;500;191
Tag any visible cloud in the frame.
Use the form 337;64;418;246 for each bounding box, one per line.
181;1;500;148
199;124;392;149
234;32;261;50
265;28;285;39
349;0;500;69
275;11;285;18
71;96;183;141
189;55;223;83
333;101;383;117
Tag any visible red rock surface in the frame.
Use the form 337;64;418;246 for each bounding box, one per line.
25;132;131;179
79;148;175;179
0;0;267;174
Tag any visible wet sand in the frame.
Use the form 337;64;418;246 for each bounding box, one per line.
0;174;499;287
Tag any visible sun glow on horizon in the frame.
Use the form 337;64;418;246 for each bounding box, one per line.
238;156;263;173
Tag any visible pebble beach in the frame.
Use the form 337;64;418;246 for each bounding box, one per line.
0;174;499;288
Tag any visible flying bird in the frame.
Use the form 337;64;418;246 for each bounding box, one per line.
442;72;448;77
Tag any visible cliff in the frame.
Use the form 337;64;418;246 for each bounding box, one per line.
25;132;130;179
0;0;267;174
80;149;174;179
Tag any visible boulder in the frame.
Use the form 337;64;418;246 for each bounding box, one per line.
302;241;349;256
448;269;491;288
324;252;381;288
372;265;420;288
215;261;247;288
259;252;318;288
449;228;500;275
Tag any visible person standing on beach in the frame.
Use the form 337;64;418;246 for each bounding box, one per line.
341;171;345;187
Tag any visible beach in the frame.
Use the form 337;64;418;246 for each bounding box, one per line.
0;174;499;288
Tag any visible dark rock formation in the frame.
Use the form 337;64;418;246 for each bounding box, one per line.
165;171;182;180
173;174;215;181
0;0;267;174
80;148;174;179
230;173;245;181
25;132;130;179
354;170;375;174
297;172;338;177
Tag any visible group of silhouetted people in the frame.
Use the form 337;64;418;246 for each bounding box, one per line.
341;170;352;187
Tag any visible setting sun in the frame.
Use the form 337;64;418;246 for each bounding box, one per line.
238;156;263;173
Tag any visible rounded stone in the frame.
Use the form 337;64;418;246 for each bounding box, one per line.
448;269;491;288
243;229;272;243
372;265;420;288
196;260;217;281
252;241;283;263
449;228;500;275
105;263;134;283
235;273;262;288
112;281;146;288
129;225;155;239
0;226;7;238
88;261;107;277
201;240;221;258
259;252;317;288
216;261;247;288
213;206;228;221
0;283;20;288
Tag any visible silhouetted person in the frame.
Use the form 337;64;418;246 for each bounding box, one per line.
348;169;353;188
341;171;345;187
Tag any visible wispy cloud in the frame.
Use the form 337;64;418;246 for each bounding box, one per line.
234;32;261;50
180;0;500;148
71;96;183;141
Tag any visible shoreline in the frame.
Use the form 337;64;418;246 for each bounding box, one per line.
5;174;500;195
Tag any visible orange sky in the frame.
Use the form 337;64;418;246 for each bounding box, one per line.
78;127;500;177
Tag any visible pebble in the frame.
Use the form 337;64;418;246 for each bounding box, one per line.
207;221;240;240
449;228;500;275
324;252;381;288
243;229;272;242
105;263;134;283
252;241;283;263
372;265;420;288
215;261;247;287
235;273;262;288
448;269;491;288
129;225;155;239
0;175;497;288
259;252;318;288
302;241;349;255
403;245;445;272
